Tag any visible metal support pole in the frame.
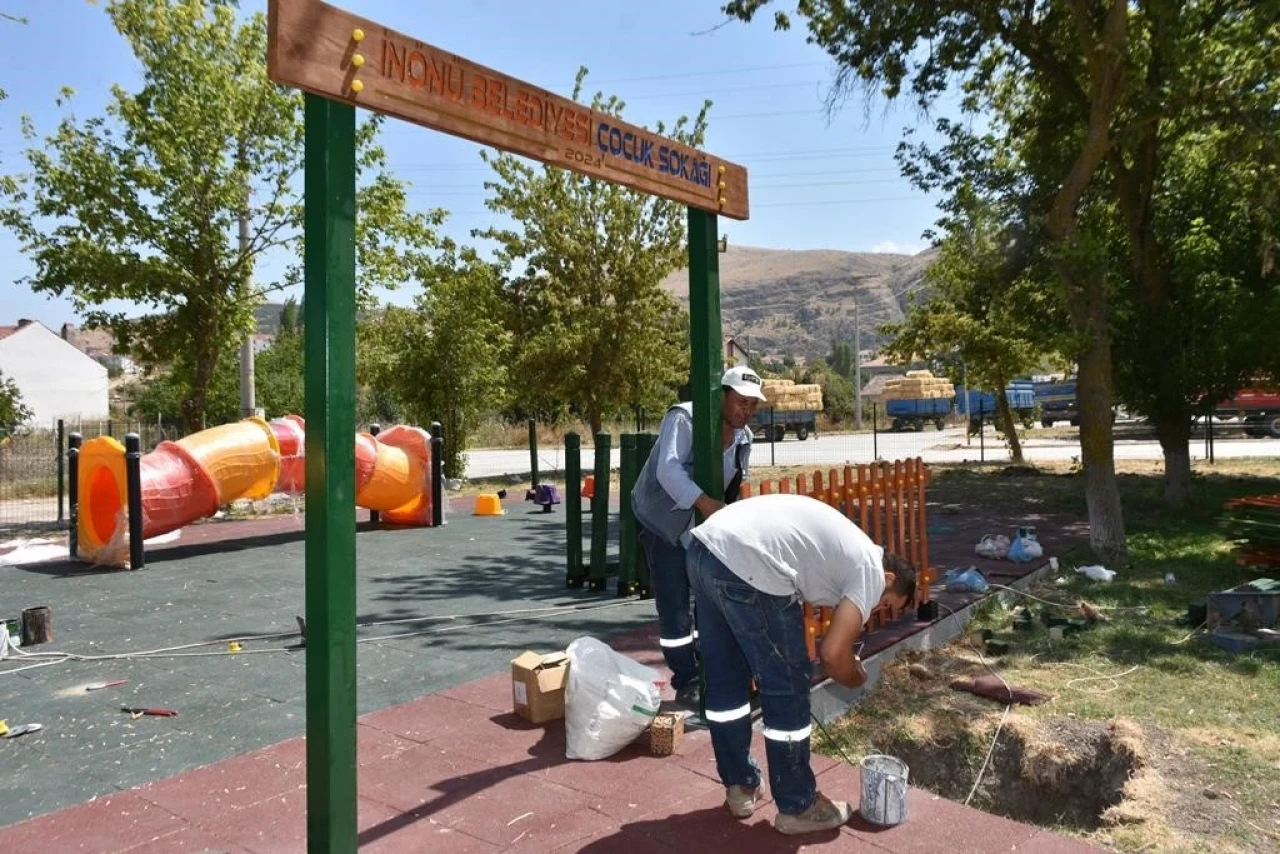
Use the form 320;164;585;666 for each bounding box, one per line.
872;404;878;460
618;433;638;597
367;424;380;525
979;401;986;462
125;433;145;570
528;418;539;488
57;419;65;523
565;432;585;588
67;432;82;560
687;208;724;506
588;432;611;592
302;92;358;854
430;422;443;527
634;431;655;598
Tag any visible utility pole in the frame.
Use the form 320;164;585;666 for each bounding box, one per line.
238;146;256;419
854;300;863;429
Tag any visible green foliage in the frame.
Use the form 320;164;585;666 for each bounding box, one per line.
800;361;855;423
880;191;1060;460
255;328;304;418
826;339;854;381
476;68;698;433
0;369;32;430
362;248;510;478
132;359;240;427
1;1;444;432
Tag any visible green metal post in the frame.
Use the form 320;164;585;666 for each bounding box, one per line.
588;431;611;591
617;433;638;597
687;208;724;506
564;432;585;587
634;431;656;598
528;418;539;488
302;93;358;854
688;207;723;721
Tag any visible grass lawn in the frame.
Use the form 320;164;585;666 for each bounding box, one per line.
815;459;1280;853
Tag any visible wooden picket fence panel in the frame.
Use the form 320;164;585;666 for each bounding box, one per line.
739;457;934;661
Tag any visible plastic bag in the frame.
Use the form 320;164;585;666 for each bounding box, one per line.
565;637;663;761
1008;537;1043;563
1075;564;1116;583
945;567;989;593
975;534;1011;560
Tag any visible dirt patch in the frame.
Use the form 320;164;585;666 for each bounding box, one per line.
878;713;1144;830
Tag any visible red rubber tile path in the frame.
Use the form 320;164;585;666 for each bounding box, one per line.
0;665;1103;854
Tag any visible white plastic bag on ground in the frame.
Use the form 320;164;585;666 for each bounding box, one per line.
976;534;1011;559
1008;537;1044;563
565;636;663;760
1076;564;1116;582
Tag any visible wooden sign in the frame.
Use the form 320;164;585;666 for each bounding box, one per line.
267;0;750;220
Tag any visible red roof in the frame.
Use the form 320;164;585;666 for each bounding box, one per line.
0;325;20;341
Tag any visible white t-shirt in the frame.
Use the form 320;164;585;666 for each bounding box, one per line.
690;493;886;618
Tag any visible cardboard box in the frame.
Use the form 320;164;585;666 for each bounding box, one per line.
511;650;570;723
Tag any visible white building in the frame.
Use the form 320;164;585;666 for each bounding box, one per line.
0;320;109;425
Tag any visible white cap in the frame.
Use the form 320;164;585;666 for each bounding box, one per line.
721;365;767;401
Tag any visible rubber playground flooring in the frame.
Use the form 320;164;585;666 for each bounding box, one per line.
0;490;1092;850
0;496;643;828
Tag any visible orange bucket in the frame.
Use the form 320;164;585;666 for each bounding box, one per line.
473;493;505;516
582;475;596;499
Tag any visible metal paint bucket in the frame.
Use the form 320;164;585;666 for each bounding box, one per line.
860;754;909;826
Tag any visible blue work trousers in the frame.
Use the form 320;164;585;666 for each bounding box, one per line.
639;526;699;691
687;537;817;816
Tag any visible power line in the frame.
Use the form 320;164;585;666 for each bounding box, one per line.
589;61;827;86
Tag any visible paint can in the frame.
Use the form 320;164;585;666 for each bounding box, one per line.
860;754;909;826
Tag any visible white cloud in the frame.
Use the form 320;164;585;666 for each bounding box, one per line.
869;240;929;255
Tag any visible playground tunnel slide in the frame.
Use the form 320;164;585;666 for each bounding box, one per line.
76;416;435;567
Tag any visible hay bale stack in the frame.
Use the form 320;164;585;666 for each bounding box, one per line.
760;379;824;411
882;371;955;401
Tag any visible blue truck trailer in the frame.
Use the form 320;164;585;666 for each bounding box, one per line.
1033;380;1079;427
958;381;1037;428
885;397;955;432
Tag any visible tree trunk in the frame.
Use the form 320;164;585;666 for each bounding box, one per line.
995;386;1025;464
1155;411;1192;506
1076;329;1127;563
182;390;207;433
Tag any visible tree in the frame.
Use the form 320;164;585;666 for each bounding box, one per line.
720;1;1137;560
2;1;444;432
879;192;1056;464
255;326;304;418
826;340;854;381
0;370;32;431
363;247;510;478
476;68;699;434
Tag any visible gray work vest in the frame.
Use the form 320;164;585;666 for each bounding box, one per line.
631;403;749;546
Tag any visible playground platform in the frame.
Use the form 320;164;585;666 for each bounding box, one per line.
0;489;1093;851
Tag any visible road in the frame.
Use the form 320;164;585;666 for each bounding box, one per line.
464;425;1280;480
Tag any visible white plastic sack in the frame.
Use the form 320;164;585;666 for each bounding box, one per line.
565;636;663;761
1076;564;1116;583
975;534;1011;560
1008;537;1044;563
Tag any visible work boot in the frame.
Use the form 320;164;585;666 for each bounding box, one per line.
773;792;853;836
674;682;701;711
725;783;766;819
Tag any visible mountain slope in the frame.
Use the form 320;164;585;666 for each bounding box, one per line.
660;244;936;360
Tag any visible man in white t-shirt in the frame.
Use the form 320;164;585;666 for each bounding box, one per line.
686;493;917;836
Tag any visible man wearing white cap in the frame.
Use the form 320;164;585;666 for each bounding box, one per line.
631;365;768;708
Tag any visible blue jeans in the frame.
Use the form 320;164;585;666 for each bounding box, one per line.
687;538;817;816
639;526;699;691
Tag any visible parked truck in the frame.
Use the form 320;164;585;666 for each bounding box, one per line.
750;407;818;442
1034;379;1079;427
958;381;1037;429
1213;387;1280;438
751;378;823;441
886;397;954;432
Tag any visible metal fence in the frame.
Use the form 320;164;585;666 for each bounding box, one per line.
0;418;186;535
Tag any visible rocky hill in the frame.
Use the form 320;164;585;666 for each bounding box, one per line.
660;244;937;360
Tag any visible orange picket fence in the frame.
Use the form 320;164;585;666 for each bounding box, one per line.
740;457;935;661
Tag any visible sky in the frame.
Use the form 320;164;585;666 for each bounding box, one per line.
1;0;947;330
